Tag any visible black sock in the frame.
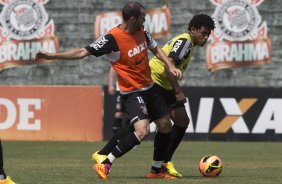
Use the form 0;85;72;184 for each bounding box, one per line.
150;166;161;174
153;131;170;163
112;118;122;135
99;124;134;155
166;125;187;162
111;132;140;158
0;141;6;179
101;158;112;165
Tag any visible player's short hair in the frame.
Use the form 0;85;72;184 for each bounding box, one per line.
122;2;145;21
188;14;215;31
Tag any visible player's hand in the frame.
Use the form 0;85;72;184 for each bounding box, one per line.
169;67;182;80
108;84;116;95
33;51;52;61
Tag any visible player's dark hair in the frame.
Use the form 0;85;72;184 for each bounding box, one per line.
188;14;215;31
122;2;145;21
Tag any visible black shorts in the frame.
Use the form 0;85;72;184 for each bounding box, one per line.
154;83;185;108
115;93;125;113
121;84;168;124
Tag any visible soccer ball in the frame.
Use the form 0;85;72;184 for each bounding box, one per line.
199;155;223;177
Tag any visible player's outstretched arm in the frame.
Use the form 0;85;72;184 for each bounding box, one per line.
150;46;182;80
165;58;186;103
33;48;91;61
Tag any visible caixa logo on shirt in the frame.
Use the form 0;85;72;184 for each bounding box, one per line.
128;41;147;57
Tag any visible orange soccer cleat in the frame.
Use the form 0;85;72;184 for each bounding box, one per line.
94;163;111;180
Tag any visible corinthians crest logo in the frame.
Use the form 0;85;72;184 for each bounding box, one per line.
214;0;261;41
0;0;59;71
206;0;272;72
0;0;48;40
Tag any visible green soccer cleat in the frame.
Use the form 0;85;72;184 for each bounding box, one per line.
162;161;183;177
92;151;107;164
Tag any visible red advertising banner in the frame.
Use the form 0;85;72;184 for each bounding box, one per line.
206;0;272;72
206;37;272;71
94;5;171;39
0;86;103;142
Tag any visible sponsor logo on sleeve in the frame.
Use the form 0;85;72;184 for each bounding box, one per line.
89;36;108;50
172;39;183;53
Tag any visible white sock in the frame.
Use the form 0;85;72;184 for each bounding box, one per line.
152;160;164;168
108;153;116;163
0;175;5;180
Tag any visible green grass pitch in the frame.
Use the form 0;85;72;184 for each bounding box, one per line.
2;141;282;184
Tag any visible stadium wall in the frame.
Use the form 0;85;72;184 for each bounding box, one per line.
0;0;281;87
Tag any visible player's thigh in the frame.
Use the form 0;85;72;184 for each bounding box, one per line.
123;93;149;124
124;93;150;140
144;84;169;122
154;83;176;106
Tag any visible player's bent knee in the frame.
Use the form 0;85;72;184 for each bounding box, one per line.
154;115;172;133
133;120;150;140
155;121;172;134
135;128;149;140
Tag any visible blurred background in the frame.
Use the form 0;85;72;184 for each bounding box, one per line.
0;0;281;142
